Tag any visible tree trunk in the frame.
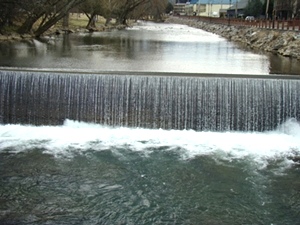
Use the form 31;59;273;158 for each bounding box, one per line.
17;16;39;34
63;12;69;28
34;13;66;37
116;12;127;25
86;14;96;29
105;17;111;26
34;0;83;36
266;0;270;19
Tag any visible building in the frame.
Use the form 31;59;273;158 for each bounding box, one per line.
187;0;233;17
227;0;248;18
173;3;188;15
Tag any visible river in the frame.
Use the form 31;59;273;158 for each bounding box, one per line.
0;21;299;75
0;21;300;225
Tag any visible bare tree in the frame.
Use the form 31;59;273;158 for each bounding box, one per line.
293;0;300;18
274;0;294;19
79;0;103;28
16;0;86;36
113;0;150;25
0;0;19;33
17;0;55;34
137;0;168;21
0;0;170;35
265;0;270;18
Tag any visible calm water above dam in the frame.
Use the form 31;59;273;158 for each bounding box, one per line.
0;22;300;225
0;21;300;75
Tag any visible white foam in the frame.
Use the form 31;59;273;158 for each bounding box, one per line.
0;119;300;169
126;21;223;43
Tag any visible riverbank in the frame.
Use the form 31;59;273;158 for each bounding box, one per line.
166;16;300;60
0;14;125;42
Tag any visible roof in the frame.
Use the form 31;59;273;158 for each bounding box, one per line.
228;0;248;10
189;0;236;4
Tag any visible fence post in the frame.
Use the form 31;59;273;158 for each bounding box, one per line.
292;20;295;31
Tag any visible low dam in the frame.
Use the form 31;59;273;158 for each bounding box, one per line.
1;69;300;131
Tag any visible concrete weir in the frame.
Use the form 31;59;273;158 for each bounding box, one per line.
1;68;300;131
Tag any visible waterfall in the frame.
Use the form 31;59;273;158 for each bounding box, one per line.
1;69;300;131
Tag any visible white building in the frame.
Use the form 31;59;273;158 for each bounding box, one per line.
187;0;236;17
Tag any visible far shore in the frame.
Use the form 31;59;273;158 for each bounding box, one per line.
0;14;126;42
2;15;300;61
166;16;300;60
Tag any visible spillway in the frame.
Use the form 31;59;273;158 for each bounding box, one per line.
1;69;300;131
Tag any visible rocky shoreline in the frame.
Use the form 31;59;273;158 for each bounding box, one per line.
0;24;127;43
1;17;300;60
166;16;300;60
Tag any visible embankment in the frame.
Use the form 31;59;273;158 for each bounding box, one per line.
166;16;300;60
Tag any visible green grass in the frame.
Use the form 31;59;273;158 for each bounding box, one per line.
56;14;107;30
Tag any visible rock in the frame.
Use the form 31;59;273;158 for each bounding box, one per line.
273;40;285;50
0;35;8;41
88;27;98;32
20;34;32;39
291;156;300;164
97;25;105;31
62;29;75;34
55;29;62;35
11;35;22;41
165;16;300;60
116;25;126;30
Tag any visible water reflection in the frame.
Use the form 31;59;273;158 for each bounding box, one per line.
0;21;299;75
269;55;300;75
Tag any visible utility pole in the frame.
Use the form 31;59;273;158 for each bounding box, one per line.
228;0;232;25
235;0;238;18
266;0;270;19
272;0;277;28
197;0;201;16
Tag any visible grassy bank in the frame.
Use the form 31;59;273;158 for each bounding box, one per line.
0;14;113;41
55;14;108;31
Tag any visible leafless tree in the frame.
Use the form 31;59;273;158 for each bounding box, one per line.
0;0;21;33
131;0;168;21
79;0;104;28
16;0;86;36
274;0;294;19
0;0;169;35
112;0;151;25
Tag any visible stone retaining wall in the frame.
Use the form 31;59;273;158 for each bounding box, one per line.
166;17;300;60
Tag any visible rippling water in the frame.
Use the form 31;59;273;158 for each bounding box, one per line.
0;120;300;224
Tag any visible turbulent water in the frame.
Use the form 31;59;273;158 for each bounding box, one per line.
1;70;300;131
0;119;300;224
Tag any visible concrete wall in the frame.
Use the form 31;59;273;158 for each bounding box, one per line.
188;4;231;17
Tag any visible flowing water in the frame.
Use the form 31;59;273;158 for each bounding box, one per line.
1;70;300;131
0;21;300;74
0;21;300;224
0;119;300;224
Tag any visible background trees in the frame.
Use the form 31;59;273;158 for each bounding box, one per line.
132;0;169;21
274;0;297;19
244;0;263;18
0;0;20;34
79;0;104;28
246;0;300;19
0;0;169;36
19;0;85;36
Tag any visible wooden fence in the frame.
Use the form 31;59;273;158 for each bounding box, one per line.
178;15;300;31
